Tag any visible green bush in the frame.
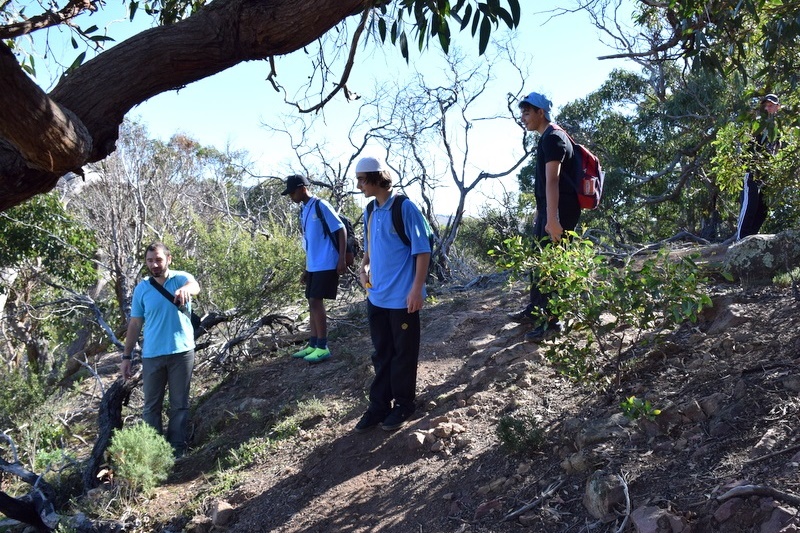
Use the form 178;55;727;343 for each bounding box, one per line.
107;423;175;495
496;413;545;455
491;233;712;384
0;369;47;428
184;216;304;318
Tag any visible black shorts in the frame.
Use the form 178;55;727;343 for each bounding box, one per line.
305;269;339;300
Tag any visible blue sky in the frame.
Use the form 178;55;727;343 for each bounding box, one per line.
33;1;637;214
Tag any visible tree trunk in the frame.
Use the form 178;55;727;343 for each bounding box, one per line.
0;0;369;211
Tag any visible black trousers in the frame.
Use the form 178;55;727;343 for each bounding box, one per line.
366;301;420;415
529;199;581;316
736;172;768;240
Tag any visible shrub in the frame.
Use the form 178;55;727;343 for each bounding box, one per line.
0;368;47;429
107;423;175;495
496;412;545;455
185;216;304;318
491;233;713;384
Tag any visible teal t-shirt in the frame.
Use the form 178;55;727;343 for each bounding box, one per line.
363;194;431;309
131;270;196;358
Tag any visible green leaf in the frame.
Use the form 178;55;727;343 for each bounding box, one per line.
508;0;521;26
438;19;451;53
478;15;491;55
66;52;86;75
496;8;513;28
129;0;139;20
399;31;409;61
460;4;472;30
378;17;387;42
471;7;481;34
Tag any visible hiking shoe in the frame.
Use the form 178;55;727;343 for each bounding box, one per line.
381;405;414;431
304;347;331;363
354;411;386;433
507;306;537;324
291;345;315;358
525;321;561;343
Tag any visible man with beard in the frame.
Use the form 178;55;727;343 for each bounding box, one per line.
121;242;200;457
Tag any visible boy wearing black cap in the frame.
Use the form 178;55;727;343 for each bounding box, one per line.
507;91;581;342
736;94;781;240
282;174;347;363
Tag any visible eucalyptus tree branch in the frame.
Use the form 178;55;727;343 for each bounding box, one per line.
287;7;370;114
0;0;100;39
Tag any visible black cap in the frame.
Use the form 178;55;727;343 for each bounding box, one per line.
281;175;310;195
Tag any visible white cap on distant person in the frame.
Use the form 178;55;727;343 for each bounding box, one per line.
356;156;388;173
761;93;779;105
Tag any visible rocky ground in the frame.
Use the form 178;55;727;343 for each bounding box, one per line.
59;248;800;532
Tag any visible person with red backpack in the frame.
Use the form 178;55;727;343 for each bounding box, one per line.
507;92;582;342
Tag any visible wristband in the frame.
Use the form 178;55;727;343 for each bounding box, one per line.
122;354;132;360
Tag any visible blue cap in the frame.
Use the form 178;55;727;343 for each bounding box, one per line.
520;92;552;120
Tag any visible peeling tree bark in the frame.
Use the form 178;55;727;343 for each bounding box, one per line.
0;0;369;212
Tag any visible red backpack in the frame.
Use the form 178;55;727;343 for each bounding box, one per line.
553;124;605;210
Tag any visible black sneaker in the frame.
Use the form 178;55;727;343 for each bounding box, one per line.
525;321;561;343
507;306;537;324
354;411;386;433
381;405;414;431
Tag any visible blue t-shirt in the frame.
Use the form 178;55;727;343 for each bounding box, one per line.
130;270;196;358
301;197;345;272
364;194;431;309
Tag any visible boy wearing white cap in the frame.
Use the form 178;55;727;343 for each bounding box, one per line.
353;156;431;432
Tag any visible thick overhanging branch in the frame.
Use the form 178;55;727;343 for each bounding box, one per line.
0;42;93;174
1;0;370;212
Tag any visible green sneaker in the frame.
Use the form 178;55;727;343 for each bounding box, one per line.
304;347;331;363
291;345;315;358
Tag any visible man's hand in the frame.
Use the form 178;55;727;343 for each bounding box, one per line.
173;287;190;306
407;289;425;313
545;219;564;243
337;258;347;275
120;357;133;380
300;270;308;284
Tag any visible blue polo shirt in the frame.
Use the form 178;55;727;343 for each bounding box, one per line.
301;197;345;272
131;270;196;358
364;194;431;309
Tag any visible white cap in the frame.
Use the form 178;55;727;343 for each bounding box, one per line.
355;156;388;173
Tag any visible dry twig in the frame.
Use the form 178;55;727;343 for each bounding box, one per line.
717;484;800;507
501;478;565;523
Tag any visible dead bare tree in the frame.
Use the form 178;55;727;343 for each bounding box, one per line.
348;43;533;278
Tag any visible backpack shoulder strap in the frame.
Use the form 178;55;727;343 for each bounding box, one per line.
149;276;179;307
313;199;334;242
391;195;410;247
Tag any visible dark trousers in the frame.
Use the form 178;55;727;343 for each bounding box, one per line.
529;200;581;317
366;301;420;415
142;349;195;453
736;172;768;240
